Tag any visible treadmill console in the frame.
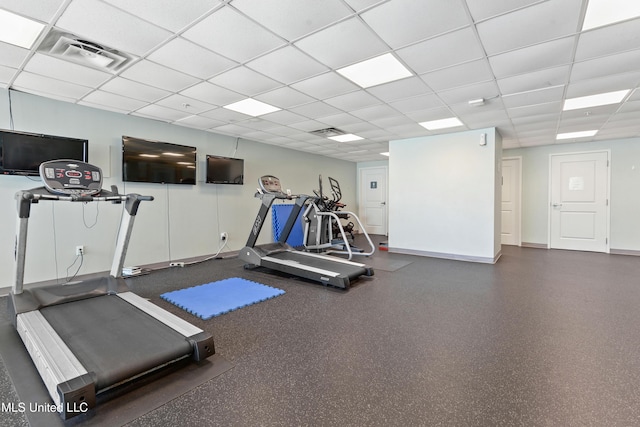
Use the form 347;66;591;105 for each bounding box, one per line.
259;175;284;194
39;160;103;196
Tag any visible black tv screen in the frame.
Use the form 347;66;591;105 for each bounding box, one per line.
122;136;196;185
206;155;244;185
0;129;88;176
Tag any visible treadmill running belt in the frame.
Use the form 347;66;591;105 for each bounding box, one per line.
40;295;193;391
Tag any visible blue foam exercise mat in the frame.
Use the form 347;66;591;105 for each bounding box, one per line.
160;278;285;320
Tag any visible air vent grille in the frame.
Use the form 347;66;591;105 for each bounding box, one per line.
309;128;346;137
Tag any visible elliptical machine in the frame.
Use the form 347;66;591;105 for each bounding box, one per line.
302;175;374;260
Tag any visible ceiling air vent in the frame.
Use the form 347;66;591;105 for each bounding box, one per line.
309;128;346;138
38;31;135;72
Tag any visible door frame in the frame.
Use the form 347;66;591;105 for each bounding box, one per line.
547;149;611;252
358;165;389;236
501;156;522;246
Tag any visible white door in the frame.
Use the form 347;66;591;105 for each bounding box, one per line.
549;151;609;252
501;157;521;246
359;166;388;235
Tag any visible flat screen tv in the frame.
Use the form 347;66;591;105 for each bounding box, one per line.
122;136;196;185
0;129;88;176
206;155;244;185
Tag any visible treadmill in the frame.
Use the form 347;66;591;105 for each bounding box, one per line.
239;175;374;289
8;160;214;419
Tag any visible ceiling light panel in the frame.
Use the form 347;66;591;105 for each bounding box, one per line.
337;53;412;88
556;130;598;139
328;134;363;142
294;18;388;69
56;0;172;56
0;9;45;49
563;90;630;111
582;0;640;31
182;7;284;63
232;0;353;41
419;117;464;130
223;98;281;116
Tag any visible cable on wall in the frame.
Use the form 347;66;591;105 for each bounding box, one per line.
8;88;15;130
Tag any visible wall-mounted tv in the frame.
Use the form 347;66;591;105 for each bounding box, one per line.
0;129;88;176
122;136;196;185
206;155;244;185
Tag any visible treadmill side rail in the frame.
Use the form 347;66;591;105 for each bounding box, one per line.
117;292;215;360
17;311;96;419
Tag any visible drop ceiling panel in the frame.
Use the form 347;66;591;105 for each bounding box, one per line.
156;94;216;114
102;0;219;32
465;0;544;21
325;91;380;111
255;86;315;109
80;90;148;111
389;93;444;113
289;101;343;119
0;42;29;68
366;77;432;103
231;0;353;41
245;45;327;84
100;77;171;102
565;72;640;98
209;67;282;97
575;18;640;61
182;7;285;63
24;53;112;87
180;81;244;106
435;80;500;105
294;17;388;68
396;27;484;75
13;71;92;100
290;71;359;99
133;104;192;122
420;59;494;92
476;0;582;55
56;0;172;56
261;109;309;125
343;0;385;12
361;0;469;48
570;49;640;83
146;38;238;79
501;85;565;109
488;36;576;79
120;60;200;92
174;115;225;130
497;66;570;96
1;0;67;22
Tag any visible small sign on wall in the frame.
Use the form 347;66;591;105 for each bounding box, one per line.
569;176;584;191
370;181;377;189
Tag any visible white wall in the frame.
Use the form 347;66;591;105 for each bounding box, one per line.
388;128;501;263
0;89;357;288
504;138;640;251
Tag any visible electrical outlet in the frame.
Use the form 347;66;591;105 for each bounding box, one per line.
169;262;185;267
220;232;228;241
76;246;85;256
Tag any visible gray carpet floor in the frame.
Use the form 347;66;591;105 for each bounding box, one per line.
2;236;640;426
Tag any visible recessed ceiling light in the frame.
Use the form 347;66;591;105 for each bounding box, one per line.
223;98;281;116
563;90;630;111
328;133;363;142
0;9;45;49
419;117;464;130
380;152;390;157
582;0;640;30
336;53;412;88
556;130;598;140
